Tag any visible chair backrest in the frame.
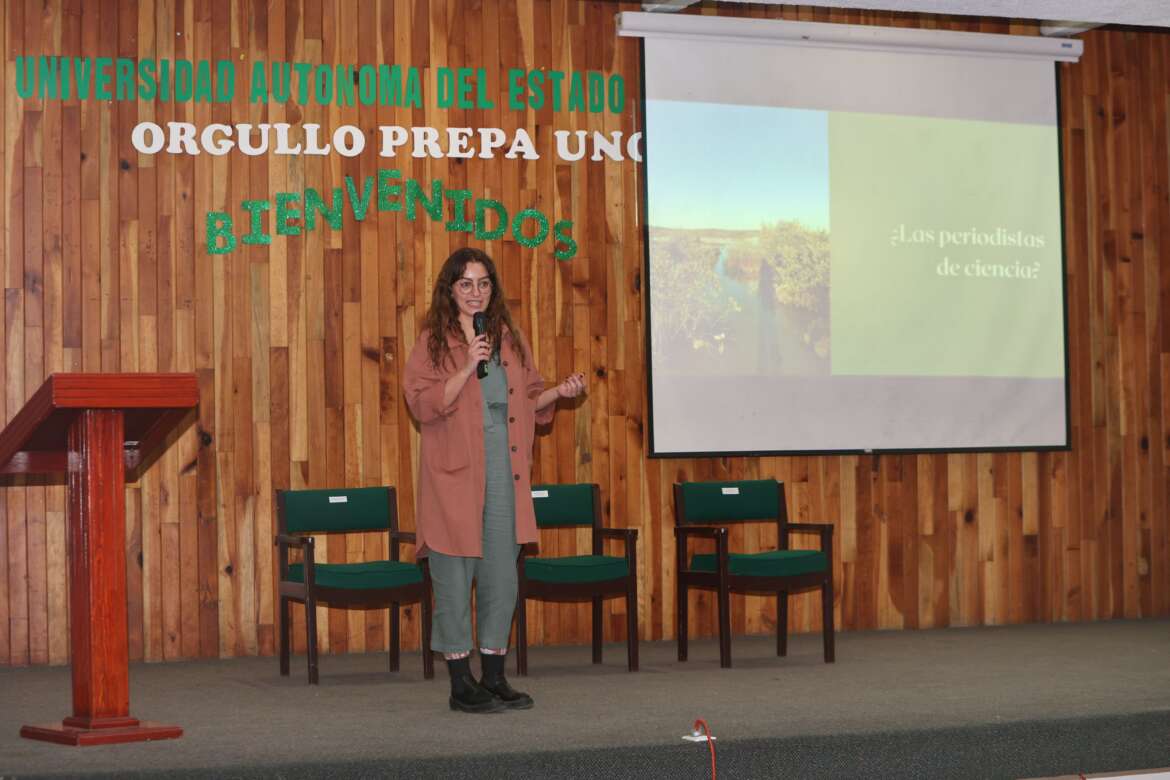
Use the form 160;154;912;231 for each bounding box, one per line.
674;479;788;526
531;483;600;529
277;486;397;534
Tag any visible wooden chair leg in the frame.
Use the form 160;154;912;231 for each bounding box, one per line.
279;596;291;676
591;596;603;664
677;580;688;662
422;586;435;680
627;583;639;672
389;601;400;673
777;590;789;657
306;596;319;685
516;593;529;676
717;581;732;669
822;579;836;663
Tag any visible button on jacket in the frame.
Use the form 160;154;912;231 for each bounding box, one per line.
403;328;554;557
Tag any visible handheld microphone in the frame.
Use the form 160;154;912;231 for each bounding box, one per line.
472;312;488;379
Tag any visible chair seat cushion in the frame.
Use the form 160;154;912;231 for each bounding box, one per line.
690;549;828;578
524;555;629;584
286;560;423;590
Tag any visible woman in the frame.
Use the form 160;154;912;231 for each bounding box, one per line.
403;247;585;714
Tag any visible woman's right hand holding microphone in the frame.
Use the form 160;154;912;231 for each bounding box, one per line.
464;334;492;376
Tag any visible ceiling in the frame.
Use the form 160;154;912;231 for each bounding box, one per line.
643;1;1170;33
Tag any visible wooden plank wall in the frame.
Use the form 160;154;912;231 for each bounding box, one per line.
0;0;1167;667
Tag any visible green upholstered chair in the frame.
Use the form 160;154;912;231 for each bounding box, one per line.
516;483;639;674
674;479;834;669
276;486;434;684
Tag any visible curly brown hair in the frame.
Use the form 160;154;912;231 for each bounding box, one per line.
422;247;528;370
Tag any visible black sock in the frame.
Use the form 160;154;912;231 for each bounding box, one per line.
447;656;472;693
481;653;506;684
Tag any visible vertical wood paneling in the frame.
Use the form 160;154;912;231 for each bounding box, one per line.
4;0;28;668
0;2;1168;667
22;0;48;668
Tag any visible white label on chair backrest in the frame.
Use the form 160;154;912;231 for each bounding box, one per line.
328;496;348;504
531;490;549;498
721;487;740;495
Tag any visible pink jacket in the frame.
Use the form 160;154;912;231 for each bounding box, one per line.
403;327;554;557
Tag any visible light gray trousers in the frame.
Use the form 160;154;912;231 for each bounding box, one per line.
427;511;520;653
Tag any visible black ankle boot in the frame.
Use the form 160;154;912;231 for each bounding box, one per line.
479;653;534;709
447;656;505;714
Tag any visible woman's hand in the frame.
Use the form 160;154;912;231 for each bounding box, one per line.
555;372;587;399
442;334;491;407
535;372;586;411
463;334;492;376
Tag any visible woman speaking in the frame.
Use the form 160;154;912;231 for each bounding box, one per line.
404;247;585;714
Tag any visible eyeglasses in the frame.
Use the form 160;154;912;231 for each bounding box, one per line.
454;277;493;295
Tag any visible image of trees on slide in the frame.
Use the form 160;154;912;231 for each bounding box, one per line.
646;101;831;377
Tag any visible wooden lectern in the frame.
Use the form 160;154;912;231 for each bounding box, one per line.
0;373;198;746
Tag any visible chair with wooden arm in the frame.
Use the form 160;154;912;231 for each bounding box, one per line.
276;486;434;684
516;483;639;675
674;478;835;669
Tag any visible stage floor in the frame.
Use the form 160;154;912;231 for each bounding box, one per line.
2;619;1168;778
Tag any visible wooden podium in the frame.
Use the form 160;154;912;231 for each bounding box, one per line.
0;373;198;746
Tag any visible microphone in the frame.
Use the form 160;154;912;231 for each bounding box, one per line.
472;312;488;379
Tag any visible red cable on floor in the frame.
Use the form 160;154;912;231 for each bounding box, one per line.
693;718;716;779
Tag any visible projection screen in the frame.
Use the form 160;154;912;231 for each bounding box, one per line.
621;13;1081;456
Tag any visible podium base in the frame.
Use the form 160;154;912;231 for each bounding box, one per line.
21;719;183;746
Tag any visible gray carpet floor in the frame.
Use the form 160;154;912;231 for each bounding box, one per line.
1;619;1168;778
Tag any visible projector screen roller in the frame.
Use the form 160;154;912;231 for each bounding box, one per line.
641;25;1070;455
